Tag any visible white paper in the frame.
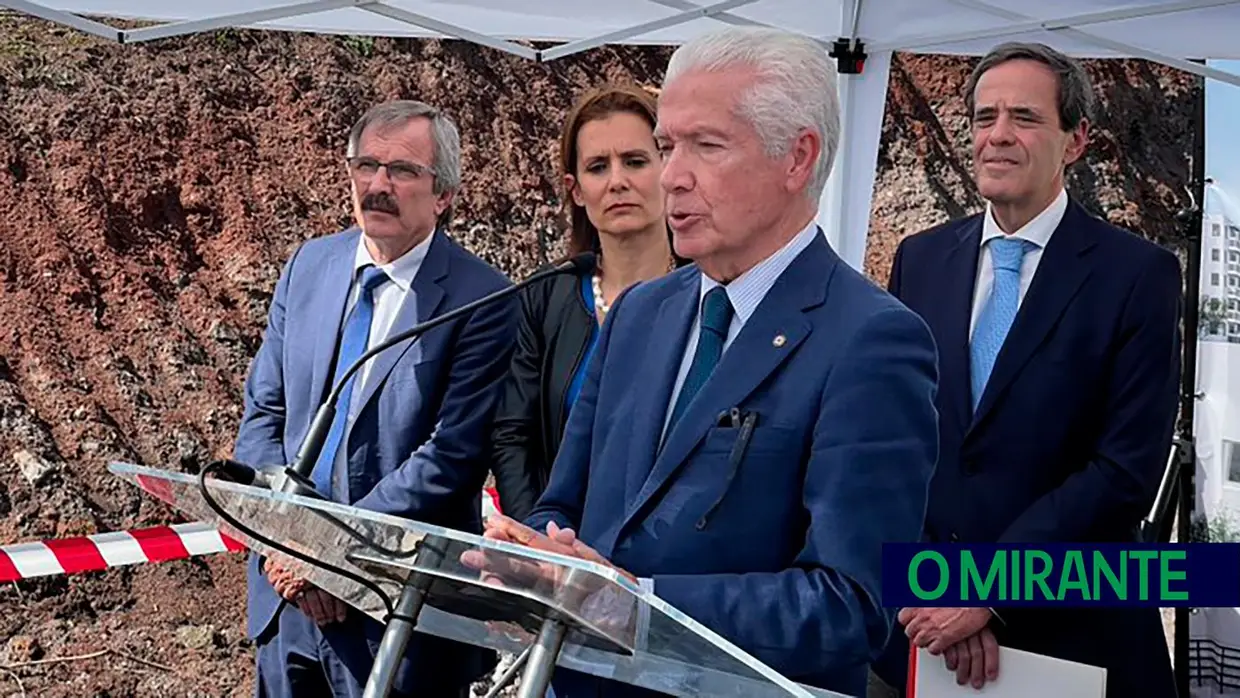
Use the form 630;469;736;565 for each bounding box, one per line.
913;646;1106;698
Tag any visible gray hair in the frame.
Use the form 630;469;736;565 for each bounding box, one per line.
965;42;1095;131
347;100;462;196
663;27;840;202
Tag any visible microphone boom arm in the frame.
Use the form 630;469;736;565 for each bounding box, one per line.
283;253;595;489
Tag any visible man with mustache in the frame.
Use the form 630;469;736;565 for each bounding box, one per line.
874;42;1181;697
233;100;516;697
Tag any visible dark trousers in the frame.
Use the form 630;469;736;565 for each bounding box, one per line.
254;603;471;698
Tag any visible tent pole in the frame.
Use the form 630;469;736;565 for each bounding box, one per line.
1174;58;1206;698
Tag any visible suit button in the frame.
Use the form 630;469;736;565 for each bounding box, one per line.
961;459;977;475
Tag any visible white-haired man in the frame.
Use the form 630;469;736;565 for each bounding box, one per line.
478;26;940;697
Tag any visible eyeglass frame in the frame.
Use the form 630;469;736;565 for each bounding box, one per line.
346;156;436;183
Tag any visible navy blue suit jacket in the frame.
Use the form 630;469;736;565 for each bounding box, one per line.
526;233;941;697
233;227;517;685
879;200;1181;697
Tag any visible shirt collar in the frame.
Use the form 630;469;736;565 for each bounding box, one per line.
353;228;435;292
981;188;1067;250
698;219;819;325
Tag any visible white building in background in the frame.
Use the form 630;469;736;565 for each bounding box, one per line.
1193;207;1240;698
1201;211;1240;342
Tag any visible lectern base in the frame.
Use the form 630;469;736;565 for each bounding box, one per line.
362;575;431;698
516;618;569;698
484;647;532;698
362;544;445;698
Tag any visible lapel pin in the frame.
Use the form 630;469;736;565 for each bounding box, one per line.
773;334;786;348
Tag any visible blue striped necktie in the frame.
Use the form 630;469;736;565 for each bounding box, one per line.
310;265;389;499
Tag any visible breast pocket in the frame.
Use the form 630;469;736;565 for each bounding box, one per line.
690;425;805;522
696;424;802;456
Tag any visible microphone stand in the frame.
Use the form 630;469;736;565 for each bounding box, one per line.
235;251;595;698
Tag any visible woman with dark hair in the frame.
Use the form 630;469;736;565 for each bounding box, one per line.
489;83;681;521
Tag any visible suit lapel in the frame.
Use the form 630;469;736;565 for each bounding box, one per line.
310;230;362;406
933;220;983;440
969;202;1097;434
621;271;698;501
353;231;449;414
620;237;835;530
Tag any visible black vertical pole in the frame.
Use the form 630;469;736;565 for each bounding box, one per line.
1174;58;1206;698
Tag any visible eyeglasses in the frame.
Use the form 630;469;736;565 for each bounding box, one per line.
347;156;434;183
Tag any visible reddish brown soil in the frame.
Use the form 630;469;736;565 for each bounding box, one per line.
0;13;1197;696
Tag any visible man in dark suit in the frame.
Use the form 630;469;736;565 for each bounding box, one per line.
233;100;516;697
876;42;1182;697
475;26;940;698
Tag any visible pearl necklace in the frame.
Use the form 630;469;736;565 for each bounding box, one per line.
592;273;611;316
592;258;676;318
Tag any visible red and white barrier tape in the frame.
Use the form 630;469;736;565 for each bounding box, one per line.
0;522;246;583
483;486;501;519
0;487;504;583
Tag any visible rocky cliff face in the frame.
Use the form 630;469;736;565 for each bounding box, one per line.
0;14;1199;696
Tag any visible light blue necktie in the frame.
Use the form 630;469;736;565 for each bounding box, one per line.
970;237;1035;410
310;265;389;499
666;286;733;435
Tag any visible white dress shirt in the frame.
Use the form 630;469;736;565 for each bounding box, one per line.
331;231;433;500
969;188;1067;339
661;220;821;440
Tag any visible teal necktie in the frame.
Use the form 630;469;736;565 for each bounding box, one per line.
667;286;733;434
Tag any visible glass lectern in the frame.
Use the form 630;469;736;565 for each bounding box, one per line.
109;462;849;698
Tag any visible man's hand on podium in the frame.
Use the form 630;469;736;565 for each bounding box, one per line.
264;552;348;626
460;514;636;587
458;515;642;643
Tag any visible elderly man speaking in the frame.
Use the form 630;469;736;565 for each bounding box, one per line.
479;26;941;698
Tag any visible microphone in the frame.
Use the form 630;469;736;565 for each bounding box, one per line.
270;250;597;497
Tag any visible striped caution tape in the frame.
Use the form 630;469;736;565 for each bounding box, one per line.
0;487;504;583
0;522;246;583
483;486;501;519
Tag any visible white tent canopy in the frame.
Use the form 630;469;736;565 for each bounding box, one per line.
7;0;1240;271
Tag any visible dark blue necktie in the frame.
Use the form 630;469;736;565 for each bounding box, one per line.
310;265;389;499
667;286;733;434
970;237;1035;410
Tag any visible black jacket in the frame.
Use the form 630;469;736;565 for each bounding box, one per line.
489;268;596;521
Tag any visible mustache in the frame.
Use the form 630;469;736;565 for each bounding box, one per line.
361;192;400;215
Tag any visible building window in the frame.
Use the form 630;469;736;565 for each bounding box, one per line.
1213;273;1221;286
1228;441;1240;483
1215;223;1223;236
1214;249;1222;261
